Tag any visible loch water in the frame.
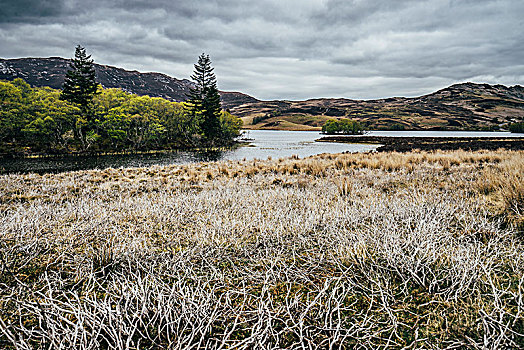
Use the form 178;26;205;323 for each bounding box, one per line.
1;130;522;174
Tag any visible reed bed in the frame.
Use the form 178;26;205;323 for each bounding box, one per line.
0;150;523;349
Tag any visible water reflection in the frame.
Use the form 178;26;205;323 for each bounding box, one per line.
4;129;520;174
0;130;376;174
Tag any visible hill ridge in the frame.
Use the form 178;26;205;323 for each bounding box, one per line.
1;57;523;130
0;57;259;109
231;82;524;131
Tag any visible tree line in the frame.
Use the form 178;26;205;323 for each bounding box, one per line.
0;46;242;156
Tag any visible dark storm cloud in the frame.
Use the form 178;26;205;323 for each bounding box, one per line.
1;0;523;100
0;0;67;24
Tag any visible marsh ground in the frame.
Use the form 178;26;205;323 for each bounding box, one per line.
0;150;523;349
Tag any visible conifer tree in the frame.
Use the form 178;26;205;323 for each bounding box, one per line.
60;45;98;112
186;53;222;145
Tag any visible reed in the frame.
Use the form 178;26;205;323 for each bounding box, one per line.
0;150;523;349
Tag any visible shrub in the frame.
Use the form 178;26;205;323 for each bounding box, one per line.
322;118;364;134
509;122;524;133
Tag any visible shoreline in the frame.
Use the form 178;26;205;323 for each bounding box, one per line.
317;135;524;152
0;143;243;160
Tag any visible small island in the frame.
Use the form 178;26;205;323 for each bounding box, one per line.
321;118;365;135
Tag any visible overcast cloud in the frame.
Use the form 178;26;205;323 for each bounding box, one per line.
1;0;523;100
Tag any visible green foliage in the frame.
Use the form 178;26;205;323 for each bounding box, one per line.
509;122;524;133
220;110;243;142
186;53;223;145
252;114;270;125
0;79;243;156
60;45;99;111
322;118;365;135
0;79;31;145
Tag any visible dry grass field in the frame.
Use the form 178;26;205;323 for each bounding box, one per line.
0;150;523;349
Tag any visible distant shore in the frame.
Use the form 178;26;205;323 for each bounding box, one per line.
317;135;524;152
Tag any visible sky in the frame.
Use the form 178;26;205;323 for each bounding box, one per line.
1;0;523;100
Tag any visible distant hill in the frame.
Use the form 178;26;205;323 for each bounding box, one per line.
232;83;524;131
0;57;259;109
1;57;523;130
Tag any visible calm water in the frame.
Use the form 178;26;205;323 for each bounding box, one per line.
0;130;374;174
1;130;522;174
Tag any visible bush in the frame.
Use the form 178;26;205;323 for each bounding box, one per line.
252;114;270;125
322;118;364;135
220;111;243;143
509;122;524;133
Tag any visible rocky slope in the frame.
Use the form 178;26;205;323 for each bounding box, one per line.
0;57;258;109
2;57;523;130
234;83;524;131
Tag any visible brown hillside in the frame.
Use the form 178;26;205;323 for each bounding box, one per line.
234;83;524;131
1;57;523;130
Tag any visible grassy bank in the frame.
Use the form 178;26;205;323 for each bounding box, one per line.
1;150;523;348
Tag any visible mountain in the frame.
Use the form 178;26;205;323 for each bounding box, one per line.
232;83;524;131
1;57;523;130
0;57;259;109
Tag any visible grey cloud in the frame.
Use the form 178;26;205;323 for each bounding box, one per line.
0;0;523;100
0;0;67;24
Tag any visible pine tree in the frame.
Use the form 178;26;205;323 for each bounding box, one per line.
186;53;222;145
60;45;98;112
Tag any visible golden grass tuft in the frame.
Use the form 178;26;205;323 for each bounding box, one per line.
0;149;523;348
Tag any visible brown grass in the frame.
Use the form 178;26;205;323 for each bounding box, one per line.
0;150;523;349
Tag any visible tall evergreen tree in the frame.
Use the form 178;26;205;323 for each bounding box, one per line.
186;53;222;145
60;45;98;111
